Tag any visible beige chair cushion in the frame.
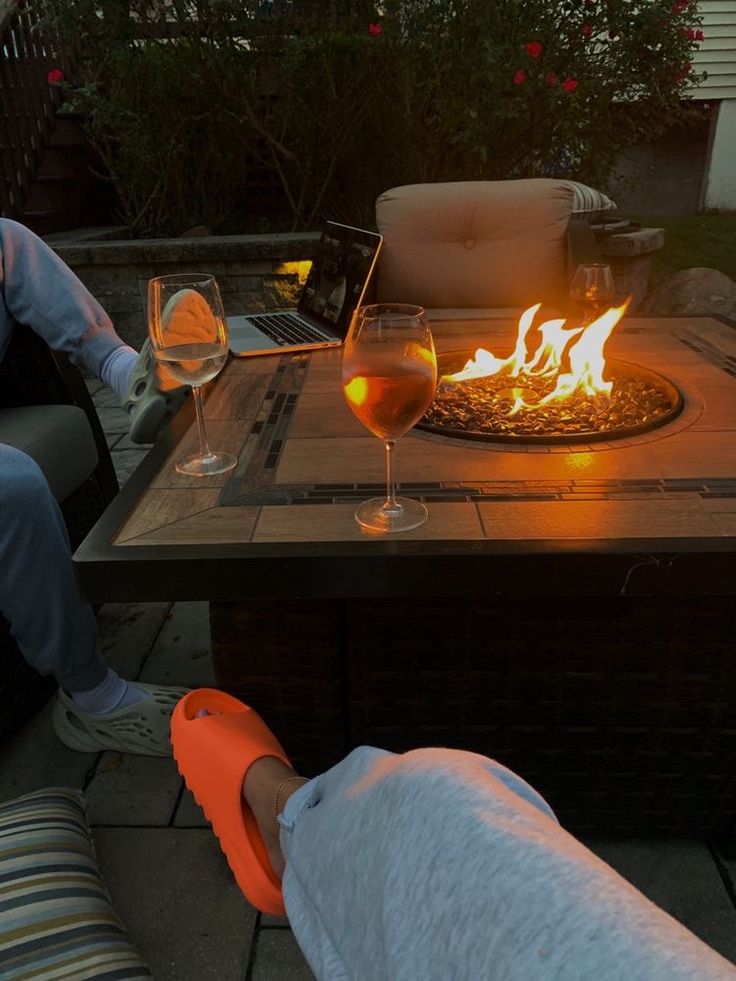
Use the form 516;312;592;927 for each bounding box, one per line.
374;179;574;310
0;404;98;502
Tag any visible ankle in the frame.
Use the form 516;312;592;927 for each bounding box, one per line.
274;775;310;819
243;755;297;810
242;756;307;881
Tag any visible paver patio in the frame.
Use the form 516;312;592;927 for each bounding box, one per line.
1;381;736;978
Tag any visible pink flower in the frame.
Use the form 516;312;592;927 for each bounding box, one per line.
513;69;528;85
47;68;64;84
696;29;705;40
368;22;382;37
525;41;543;59
545;71;559;87
562;77;579;93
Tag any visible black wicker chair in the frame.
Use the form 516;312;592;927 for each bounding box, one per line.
0;325;119;740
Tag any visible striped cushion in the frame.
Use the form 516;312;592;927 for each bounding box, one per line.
558;180;616;218
0;788;150;980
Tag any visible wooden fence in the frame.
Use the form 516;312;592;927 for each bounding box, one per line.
0;0;74;219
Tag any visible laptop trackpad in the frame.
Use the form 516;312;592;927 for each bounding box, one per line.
227;316;279;353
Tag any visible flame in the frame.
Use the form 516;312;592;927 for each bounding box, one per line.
443;299;630;413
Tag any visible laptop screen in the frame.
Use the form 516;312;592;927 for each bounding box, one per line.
298;222;382;338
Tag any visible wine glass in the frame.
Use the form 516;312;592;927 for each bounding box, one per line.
148;273;237;477
569;262;615;325
342;303;437;533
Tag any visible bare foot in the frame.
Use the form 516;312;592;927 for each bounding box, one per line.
242;755;308;879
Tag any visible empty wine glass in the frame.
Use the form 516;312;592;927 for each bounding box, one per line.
342;303;437;532
569;263;615;325
148;273;237;476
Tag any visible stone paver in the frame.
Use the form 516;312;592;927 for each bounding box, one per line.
96;601;172;680
93;827;255;981
173;786;209;828
91;385;125;408
112;431;153;452
0;699;95;800
112;447;151;484
252;928;314;980
87;753;182;827
139;600;214;689
96;404;133;434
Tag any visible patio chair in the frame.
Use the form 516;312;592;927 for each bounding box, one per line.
373;178;601;312
0;325;119;741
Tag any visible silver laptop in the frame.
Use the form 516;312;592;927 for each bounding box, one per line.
228;221;383;356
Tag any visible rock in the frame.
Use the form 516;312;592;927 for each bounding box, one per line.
642;267;736;317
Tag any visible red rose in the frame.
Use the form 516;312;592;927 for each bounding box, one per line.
696;29;705;41
608;28;619;40
525;41;543;59
672;0;689;12
562;77;579;92
582;23;593;38
368;22;382;37
513;69;528;85
47;68;64;84
545;71;558;87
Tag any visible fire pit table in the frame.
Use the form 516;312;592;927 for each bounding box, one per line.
74;313;736;839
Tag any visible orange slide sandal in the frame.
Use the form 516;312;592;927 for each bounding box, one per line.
170;688;292;915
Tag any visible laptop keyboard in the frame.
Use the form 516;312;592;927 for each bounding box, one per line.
253;313;333;347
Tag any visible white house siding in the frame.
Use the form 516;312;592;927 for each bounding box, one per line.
690;0;736;99
689;2;736;208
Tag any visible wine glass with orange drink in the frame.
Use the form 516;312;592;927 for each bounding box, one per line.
342;303;437;532
569;262;615;326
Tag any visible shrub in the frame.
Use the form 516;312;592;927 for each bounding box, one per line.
43;0;706;235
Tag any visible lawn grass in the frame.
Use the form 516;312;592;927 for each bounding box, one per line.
631;213;736;287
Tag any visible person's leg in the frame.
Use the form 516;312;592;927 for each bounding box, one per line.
0;443;105;691
0;218;131;380
0;444;187;753
243;746;735;981
0;218;185;440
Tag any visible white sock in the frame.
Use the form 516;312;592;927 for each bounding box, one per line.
99;345;139;400
69;667;146;716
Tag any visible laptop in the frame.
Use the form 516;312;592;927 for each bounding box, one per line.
228;221;383;356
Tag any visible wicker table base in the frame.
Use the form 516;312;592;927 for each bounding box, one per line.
211;596;736;840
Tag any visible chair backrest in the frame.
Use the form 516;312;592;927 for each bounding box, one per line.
374;179;576;310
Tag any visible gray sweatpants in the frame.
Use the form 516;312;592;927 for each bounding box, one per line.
279;746;736;981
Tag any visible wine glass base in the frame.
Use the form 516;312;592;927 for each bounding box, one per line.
175;451;238;477
354;496;428;533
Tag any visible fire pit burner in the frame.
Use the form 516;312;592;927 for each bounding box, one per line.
417;352;683;444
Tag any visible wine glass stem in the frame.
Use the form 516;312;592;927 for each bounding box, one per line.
383;439;401;514
192;386;214;462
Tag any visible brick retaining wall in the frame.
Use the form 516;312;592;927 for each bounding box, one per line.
51;231;320;350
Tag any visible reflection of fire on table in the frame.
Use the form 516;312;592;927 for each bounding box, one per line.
419;300;682;442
